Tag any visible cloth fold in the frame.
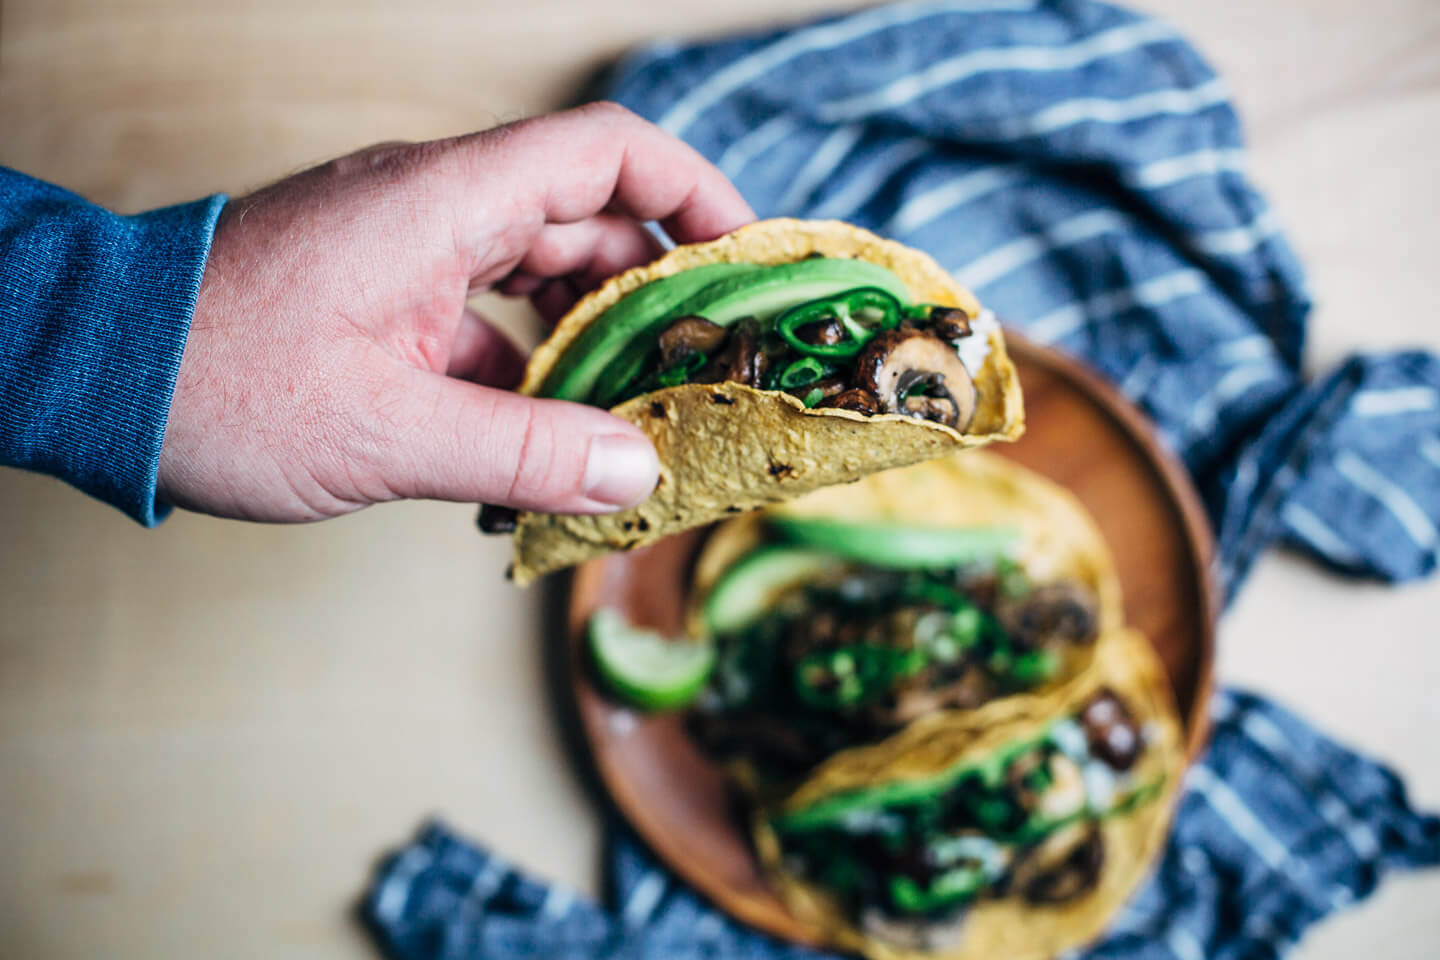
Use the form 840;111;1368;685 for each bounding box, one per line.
364;1;1439;956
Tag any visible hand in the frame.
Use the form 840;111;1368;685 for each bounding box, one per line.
156;102;754;522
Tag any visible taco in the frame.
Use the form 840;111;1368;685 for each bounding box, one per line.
484;219;1024;584
753;630;1183;960
688;452;1122;779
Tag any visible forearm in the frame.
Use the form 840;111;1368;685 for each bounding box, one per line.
0;167;226;523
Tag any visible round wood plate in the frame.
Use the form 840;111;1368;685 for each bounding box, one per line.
565;334;1218;946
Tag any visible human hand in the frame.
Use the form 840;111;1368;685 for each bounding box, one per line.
156;103;753;522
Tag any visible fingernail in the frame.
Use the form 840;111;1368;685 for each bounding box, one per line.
583;434;660;508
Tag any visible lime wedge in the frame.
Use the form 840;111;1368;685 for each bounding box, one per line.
588;608;715;711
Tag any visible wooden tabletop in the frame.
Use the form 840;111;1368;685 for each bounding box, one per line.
2;2;1437;958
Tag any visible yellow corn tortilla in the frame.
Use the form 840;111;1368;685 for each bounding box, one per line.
507;218;1024;584
686;451;1124;710
754;629;1184;960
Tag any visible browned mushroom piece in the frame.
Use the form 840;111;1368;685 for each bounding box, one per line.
855;329;977;429
697;322;767;388
817;388;883;415
1012;822;1105;904
997;581;1100;652
927;306;974;341
795;317;846;346
1078;688;1142;771
868;664;994;729
786;375;848;404
657;315;729;367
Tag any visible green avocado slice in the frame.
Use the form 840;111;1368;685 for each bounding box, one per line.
666;257;907;329
771;728;1053;834
702;545;842;636
539;262;758;402
769;516;1020;569
588;258;911;408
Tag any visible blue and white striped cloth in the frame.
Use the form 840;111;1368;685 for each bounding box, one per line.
363;2;1440;957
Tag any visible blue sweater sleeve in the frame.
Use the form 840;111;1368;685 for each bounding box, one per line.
0;167;226;525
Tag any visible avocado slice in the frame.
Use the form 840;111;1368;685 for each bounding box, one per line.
769;516;1019;569
539;262;758;402
590;258;911;408
702;545;842;636
772;726;1055;834
667;257;908;329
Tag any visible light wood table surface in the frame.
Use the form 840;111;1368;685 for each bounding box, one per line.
2;2;1437;958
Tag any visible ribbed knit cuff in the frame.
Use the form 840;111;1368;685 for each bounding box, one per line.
0;167;227;524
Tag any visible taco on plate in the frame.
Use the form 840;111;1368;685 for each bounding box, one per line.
687;452;1122;779
753;630;1182;960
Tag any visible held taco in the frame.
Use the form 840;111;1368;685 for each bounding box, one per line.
484;219;1024;584
753;630;1183;960
688;452;1123;780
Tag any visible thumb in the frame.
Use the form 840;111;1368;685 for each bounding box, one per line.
380;369;660;513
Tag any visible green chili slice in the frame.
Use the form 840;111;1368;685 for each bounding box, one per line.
778;356;830;389
656;351;709;388
1008;649;1060;686
775;287;901;359
794;643;920;710
888;866;987;914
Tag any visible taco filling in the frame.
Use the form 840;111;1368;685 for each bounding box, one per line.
692;520;1101;775
769;688;1162;949
535;256;997;420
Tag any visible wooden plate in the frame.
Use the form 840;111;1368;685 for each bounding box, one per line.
565;334;1218;945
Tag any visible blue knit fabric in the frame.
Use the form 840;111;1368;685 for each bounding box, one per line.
0;166;225;524
363;1;1439;957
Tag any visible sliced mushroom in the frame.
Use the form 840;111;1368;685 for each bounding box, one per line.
1078;688;1142;771
786;375;847;403
658;315;729;367
1036;752;1087;821
1012;823;1105;904
928;306;973;341
997;581;1099;652
697;323;767;388
817;387;882;415
796;316;846;346
869;665;993;729
855;330;977;429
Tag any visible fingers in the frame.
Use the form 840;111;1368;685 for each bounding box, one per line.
529;278;584;327
379;367;660;513
446;102;754;281
496;214;664;298
447;307;526;387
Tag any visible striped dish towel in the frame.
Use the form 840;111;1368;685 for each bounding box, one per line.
363;2;1440;957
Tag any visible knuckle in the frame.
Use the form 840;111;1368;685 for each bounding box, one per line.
503;401;583;506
